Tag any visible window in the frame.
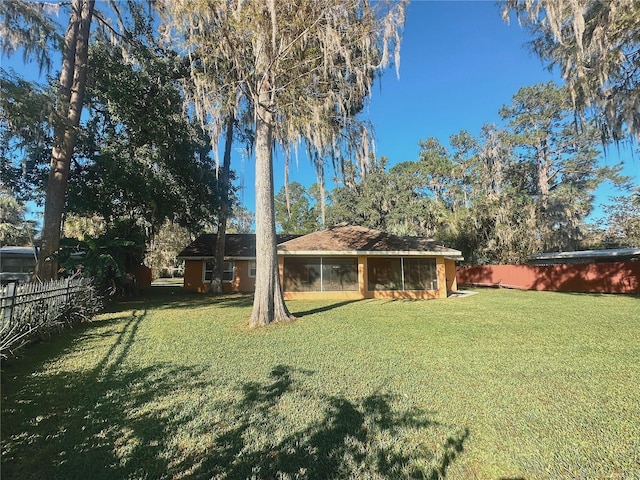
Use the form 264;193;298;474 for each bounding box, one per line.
204;261;235;283
367;257;437;292
367;258;403;291
321;257;358;291
283;257;358;292
223;261;234;282
203;261;214;282
283;257;321;292
248;261;257;278
403;258;438;290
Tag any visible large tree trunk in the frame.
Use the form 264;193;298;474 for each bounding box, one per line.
35;0;94;280
210;114;234;294
249;23;294;327
249;102;294;327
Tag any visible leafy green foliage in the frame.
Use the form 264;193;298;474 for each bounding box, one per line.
0;188;36;245
601;192;640;247
3;2;225;281
0;69;53;200
327;157;440;236
500;82;628;251
274;182;319;234
57;220;146;296
227;206;255;234
326;83;628;263
65;40;219;235
145;221;192;279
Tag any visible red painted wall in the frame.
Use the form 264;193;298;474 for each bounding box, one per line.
457;261;640;294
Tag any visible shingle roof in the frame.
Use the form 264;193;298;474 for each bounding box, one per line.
177;233;301;259
277;225;462;257
178;227;463;259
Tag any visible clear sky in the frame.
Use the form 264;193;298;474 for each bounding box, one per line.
256;0;637;223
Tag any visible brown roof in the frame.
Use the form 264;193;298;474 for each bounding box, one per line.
178;233;301;259
277;225;462;257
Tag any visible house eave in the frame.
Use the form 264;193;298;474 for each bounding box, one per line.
178;256;256;261
277;249;462;257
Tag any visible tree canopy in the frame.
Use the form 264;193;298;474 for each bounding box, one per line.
503;0;640;143
0;188;36;246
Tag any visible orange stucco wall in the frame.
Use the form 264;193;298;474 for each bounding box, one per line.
445;259;458;294
182;259;255;293
230;260;256;293
183;260;207;293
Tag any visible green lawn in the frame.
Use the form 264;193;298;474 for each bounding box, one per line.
2;288;639;479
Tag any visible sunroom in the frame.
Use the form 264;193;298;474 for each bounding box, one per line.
277;225;463;300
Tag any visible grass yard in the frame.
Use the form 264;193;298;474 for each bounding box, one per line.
1;287;639;479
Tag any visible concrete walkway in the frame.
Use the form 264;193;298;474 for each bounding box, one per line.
448;290;479;299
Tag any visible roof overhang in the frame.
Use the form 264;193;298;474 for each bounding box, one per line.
182;251;464;260
277;249;462;258
177;256;256;261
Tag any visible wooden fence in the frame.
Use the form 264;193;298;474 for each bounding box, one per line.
457;261;640;294
1;278;98;358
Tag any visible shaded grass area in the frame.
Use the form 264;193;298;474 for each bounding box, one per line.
1;288;639;479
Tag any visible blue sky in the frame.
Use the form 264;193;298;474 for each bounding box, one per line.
3;0;637;225
260;0;637;222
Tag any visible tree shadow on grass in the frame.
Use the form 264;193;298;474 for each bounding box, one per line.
1;309;209;480
291;299;363;318
190;365;470;480
2;311;470;480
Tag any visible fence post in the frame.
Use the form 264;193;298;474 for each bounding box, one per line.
1;282;17;328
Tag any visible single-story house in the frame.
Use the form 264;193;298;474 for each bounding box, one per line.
178;225;463;299
177;233;300;293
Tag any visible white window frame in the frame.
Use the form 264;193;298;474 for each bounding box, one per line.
203;261;214;283
248;260;257;278
223;261;235;283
